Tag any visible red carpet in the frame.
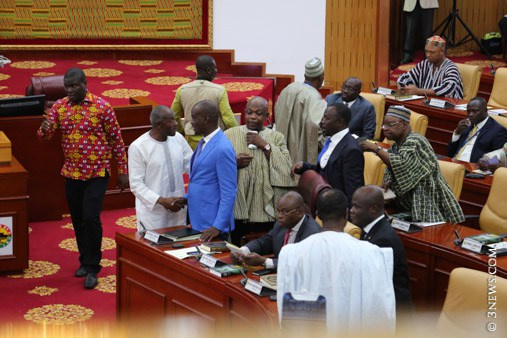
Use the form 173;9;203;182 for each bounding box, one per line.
0;57;274;115
390;49;506;85
0;208;136;324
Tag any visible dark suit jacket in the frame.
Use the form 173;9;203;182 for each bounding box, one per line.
448;117;507;163
363;217;413;311
300;132;364;205
325;94;377;139
245;215;321;267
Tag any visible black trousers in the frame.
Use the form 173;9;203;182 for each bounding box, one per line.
65;173;109;274
404;2;435;54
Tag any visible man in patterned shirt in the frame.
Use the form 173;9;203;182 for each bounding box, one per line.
397;35;464;99
360;105;464;224
37;68;129;289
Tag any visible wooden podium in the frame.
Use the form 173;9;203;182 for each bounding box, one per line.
0;156;29;272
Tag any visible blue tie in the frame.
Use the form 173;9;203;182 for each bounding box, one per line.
191;139;205;170
318;138;332;163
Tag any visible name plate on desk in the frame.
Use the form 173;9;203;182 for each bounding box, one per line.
428;98;454;109
391;219;422;233
376;87;393;95
245;279;264;295
144;230;161;243
462;238;484;253
200;254;220;268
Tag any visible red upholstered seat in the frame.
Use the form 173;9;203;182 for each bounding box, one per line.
297;170;331;218
25;75;65;110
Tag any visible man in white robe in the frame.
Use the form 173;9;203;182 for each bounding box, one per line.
277;189;396;333
128;105;192;231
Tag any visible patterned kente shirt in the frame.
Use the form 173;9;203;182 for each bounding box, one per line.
397;58;464;99
37;91;128;181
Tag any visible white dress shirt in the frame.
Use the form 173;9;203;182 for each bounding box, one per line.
319;128;349;168
201;127;220;150
361;215;385;239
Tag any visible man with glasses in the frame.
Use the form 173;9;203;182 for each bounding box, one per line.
171;55;238;149
225;97;296;245
360;105;464;224
230;191;320;269
325;77;376;139
397;35;463;99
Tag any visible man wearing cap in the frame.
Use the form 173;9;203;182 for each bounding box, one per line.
275;57;327;164
360;105;464;224
325;77;377;139
397;35;463;99
448;97;507;163
400;0;439;64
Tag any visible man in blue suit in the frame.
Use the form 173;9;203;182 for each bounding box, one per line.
187;100;237;242
448;97;507;163
325;77;376;139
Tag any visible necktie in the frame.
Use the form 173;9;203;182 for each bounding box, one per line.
282;228;291;246
318;137;332;163
191;139;205;170
454;124;478;159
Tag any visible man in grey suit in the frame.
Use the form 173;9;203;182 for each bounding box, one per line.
230;191;321;268
325;77;376;139
401;0;439;64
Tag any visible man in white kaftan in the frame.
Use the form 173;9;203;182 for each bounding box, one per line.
128;106;192;231
277;189;396;333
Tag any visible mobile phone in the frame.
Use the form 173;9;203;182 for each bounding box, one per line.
465;173;485;179
171;243;184;248
269;294;277;301
252;268;274;276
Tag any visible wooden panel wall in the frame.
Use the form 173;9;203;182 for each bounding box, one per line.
434;0;507;51
325;0;390;92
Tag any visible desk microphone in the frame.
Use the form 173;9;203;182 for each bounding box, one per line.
240;269;248;286
371;81;378;93
424;93;430;105
139;221;147;236
490;64;496;76
453;230;463;246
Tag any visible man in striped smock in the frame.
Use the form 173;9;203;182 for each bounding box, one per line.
397;35;464;99
225;96;296;245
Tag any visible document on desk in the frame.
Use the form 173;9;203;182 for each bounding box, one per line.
164;247;199;259
387;95;424;101
488;108;507;116
411;221;445;227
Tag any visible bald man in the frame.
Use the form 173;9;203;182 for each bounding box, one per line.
225;97;296;244
230;191;320;268
350;185;413;313
325;77;376;139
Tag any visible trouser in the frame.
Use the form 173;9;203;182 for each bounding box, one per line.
404;2;435;54
65;173;109;274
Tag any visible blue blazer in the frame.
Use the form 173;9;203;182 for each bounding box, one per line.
325;93;376;139
448;117;507;163
187;130;237;233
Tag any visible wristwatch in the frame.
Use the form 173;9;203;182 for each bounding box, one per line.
374;146;382;154
263;144;271;151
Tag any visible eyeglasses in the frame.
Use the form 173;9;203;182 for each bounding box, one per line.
382;121;402;129
275;207;300;216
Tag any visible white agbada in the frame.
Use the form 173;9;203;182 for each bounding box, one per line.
277;231;396;333
128;131;192;230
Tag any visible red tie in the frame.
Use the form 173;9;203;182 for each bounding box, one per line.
283;229;291;246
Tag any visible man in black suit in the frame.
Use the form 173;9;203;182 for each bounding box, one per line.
292;103;364;205
230;191;320;268
448;96;507;163
350;185;413;314
325;77;376;139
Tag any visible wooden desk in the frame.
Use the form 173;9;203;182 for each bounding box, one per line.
0;156;29;272
399;223;507;311
116;231;278;328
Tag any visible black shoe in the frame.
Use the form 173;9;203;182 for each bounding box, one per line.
74;266;87;277
84;273;98;289
400;53;413;65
